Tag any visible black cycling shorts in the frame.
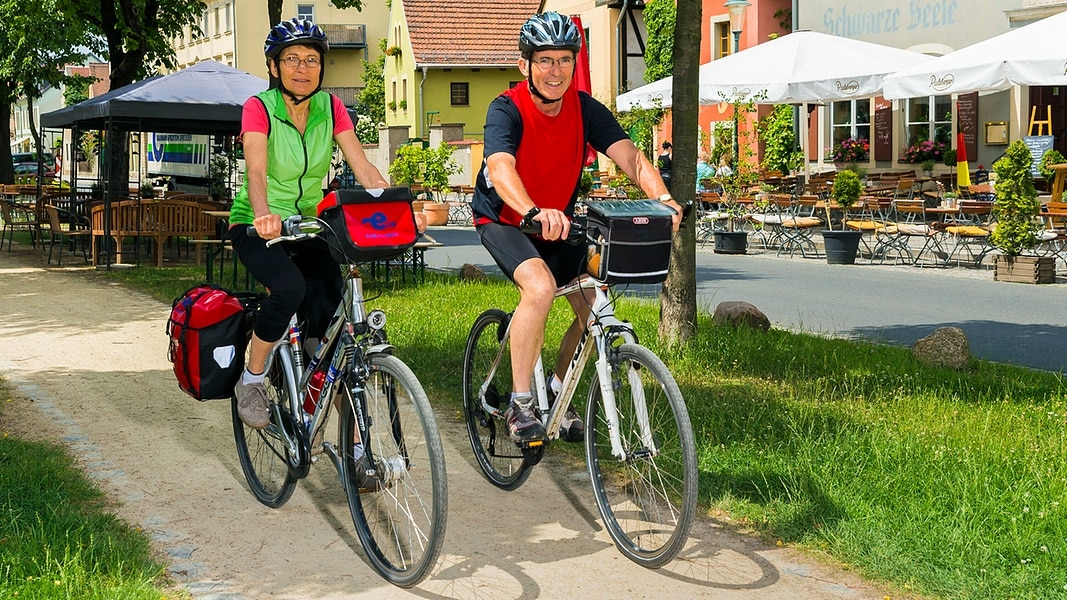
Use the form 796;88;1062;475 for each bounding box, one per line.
477;221;587;288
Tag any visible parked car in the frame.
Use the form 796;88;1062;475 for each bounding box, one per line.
13;162;56;178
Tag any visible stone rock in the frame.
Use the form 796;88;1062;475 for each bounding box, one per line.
459;263;488;281
712;301;770;331
912;326;970;369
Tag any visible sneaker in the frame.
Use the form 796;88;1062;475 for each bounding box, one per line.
504;396;546;443
235;380;270;429
547;371;584;443
349;452;380;493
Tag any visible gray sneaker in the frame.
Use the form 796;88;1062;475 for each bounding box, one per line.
235;380;270;429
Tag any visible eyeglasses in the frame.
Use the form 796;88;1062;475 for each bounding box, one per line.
280;55;321;69
530;56;575;70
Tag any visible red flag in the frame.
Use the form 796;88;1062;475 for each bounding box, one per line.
956;131;971;188
571;15;597;167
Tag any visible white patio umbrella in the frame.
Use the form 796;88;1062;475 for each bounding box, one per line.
616;30;931;110
883;11;1067;99
615;30;930;179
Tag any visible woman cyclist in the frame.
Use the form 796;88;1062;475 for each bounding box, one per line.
229;17;390;429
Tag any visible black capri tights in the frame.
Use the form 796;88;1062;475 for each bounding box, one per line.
229;225;342;343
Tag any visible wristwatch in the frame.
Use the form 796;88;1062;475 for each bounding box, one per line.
520;206;541;229
658;193;674;204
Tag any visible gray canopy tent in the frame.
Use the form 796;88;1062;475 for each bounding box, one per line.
40;60;268;267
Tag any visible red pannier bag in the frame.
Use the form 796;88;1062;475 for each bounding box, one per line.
316;187;418;263
167;284;250;401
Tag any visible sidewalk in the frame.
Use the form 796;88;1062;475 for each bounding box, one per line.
0;242;896;599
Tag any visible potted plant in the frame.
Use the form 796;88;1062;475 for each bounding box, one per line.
388;143;462;226
385;45;402;57
139;180;156;199
921;158;936;178
710;94;763;255
822;168;864;264
990;139;1055;283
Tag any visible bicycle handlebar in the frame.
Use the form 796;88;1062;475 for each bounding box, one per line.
247;215;323;246
519;216;588;246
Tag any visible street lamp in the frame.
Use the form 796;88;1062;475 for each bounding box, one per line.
724;0;750;171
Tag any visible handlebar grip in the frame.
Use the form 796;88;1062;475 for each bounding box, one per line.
519;218;587;246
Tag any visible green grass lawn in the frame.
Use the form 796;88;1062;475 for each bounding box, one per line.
4;262;1066;599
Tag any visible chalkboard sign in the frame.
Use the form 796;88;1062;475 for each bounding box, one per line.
1023;135;1055;178
874;97;892;162
957;93;978;160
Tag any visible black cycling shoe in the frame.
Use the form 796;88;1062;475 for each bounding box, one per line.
504;396;546;443
546;371;584;443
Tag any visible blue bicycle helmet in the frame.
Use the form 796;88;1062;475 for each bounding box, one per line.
519;12;581;57
264;17;329;59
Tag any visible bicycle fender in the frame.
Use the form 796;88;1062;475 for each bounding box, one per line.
365;342;396;357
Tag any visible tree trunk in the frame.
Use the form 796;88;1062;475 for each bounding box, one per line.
658;0;702;345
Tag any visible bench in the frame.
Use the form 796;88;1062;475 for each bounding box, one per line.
90;199;217;267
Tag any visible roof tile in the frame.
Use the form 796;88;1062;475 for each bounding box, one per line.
403;0;541;66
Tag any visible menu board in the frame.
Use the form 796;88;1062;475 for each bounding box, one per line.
873;97;892;162
1023;135;1055;177
957;93;978;159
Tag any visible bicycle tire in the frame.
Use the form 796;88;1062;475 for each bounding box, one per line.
232;344;298;508
585;343;697;568
339;353;447;588
462;309;534;490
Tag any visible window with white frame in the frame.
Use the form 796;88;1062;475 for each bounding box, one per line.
225;2;232;32
830;99;871;146
905;95;952;148
297;4;314;21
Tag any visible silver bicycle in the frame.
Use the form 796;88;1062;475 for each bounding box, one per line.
461;219;697;568
232;214;446;587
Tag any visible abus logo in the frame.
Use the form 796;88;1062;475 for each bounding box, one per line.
929;73;954;92
362;211;396;230
835;80;860;94
632;217;650;225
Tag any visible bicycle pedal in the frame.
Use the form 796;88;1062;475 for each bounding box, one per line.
520;438;545;449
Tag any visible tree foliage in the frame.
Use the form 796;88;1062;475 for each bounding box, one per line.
355;39;387;144
0;0;93;182
990;140;1040;256
642;0;675;85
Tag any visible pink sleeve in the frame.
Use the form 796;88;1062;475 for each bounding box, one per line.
332;95;354;136
240;98;270;137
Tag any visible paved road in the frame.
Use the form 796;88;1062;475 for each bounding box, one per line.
422;226;1067;373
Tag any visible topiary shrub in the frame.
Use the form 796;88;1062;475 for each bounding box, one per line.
990;139;1040;256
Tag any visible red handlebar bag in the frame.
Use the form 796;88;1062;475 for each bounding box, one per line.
316;187;418;263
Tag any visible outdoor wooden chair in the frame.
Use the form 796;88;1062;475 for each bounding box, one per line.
43;204;91;266
1;199;41;251
880;200;946;267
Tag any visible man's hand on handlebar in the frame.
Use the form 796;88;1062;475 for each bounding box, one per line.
252;213;283;240
532;208;570;242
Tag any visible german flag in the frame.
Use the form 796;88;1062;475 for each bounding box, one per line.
956;132;971;189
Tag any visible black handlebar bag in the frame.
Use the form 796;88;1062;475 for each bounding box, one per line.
584;199;675;284
316;187;418;263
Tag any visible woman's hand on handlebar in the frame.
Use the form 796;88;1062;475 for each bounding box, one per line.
252;213;282;240
533;208;570;242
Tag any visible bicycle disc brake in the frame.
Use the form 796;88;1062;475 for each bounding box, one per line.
278;410;312;479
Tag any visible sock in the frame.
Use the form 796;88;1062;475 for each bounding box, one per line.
549;374;562;395
352;442;364;461
242;368;265;385
510;391;533;406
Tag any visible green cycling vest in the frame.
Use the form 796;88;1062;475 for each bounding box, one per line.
230;89;334;225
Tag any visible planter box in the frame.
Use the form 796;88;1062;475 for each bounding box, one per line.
994;255;1056;284
821;229;863;264
713;230;747;254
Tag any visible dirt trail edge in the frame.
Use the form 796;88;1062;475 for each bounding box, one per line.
0;251;893;600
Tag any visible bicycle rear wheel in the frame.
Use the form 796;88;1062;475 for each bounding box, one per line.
232;345;298;508
462;309;534;490
339;353;447;588
586;343;697;568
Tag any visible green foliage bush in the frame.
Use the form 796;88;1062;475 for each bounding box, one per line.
990;139;1040;256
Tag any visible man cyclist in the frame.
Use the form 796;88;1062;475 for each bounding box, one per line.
230;18;390;429
472;11;682;444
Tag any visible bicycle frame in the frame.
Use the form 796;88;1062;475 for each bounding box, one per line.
263;268;393;467
477;276;654;460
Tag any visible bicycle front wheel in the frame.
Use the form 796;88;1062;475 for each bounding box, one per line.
339;353;447;588
462;309;534;490
586;343;697;568
232;345;298;508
